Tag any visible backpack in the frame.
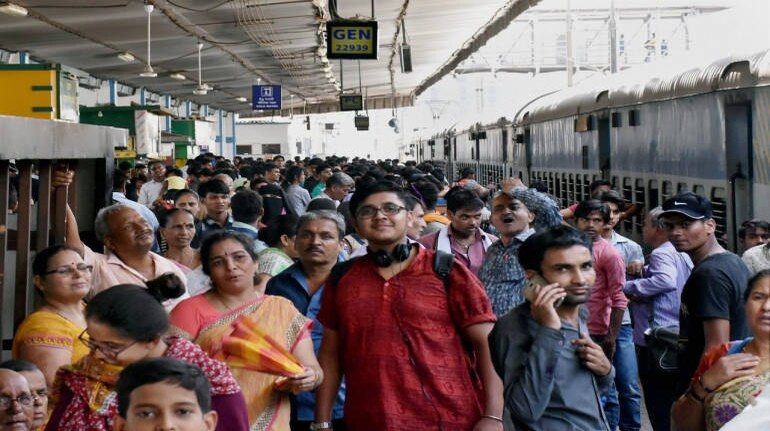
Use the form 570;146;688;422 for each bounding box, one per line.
329;250;454;291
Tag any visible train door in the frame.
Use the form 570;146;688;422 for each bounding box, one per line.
598;116;611;179
725;103;753;250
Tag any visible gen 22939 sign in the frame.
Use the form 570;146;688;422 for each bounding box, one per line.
326;20;378;60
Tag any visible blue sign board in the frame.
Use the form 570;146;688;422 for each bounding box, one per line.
252;85;282;110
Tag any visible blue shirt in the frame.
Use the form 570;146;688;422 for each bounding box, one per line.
478;228;534;317
227;221;268;253
624;241;693;345
266;262;345;421
609;231;644;325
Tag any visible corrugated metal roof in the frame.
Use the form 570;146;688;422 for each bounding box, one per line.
517;48;770;125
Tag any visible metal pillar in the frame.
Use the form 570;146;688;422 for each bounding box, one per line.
218;109;224;156
108;80;117;105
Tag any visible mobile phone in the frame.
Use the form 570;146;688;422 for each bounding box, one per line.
523;274;564;308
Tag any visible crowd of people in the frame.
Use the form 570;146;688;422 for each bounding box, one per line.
2;151;770;431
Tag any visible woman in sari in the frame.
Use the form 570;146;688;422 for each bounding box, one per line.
46;282;249;431
160;208;200;272
13;245;91;389
169;231;321;431
672;269;770;430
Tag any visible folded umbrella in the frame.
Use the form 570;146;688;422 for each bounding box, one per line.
222;316;305;377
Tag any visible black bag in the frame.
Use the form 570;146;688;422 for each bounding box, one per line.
644;325;679;372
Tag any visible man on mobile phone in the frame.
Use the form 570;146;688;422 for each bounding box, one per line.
489;225;613;430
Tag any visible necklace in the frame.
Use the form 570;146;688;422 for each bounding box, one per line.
213;291;256;312
455;237;473;252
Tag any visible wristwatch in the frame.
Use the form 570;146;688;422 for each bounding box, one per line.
310;422;333;430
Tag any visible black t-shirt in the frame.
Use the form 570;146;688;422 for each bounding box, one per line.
676;252;750;394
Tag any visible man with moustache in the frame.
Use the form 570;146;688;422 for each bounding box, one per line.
266;210;347;430
658;192;750;395
0;362;45;431
314;181;503;431
478;190;536;317
489;225;613;430
61;202;187;300
0;369;34;431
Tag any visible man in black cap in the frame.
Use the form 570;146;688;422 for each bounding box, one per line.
659;192;750;396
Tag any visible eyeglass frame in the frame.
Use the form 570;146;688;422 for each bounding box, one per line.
44;263;94;276
355;203;406;219
0;393;35;410
78;329;138;361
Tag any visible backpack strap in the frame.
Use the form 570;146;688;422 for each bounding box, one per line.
329;256;363;287
433;250;454;292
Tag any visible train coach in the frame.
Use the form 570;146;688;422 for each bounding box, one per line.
427;48;770;249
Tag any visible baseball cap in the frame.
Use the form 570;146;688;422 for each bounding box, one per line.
661;192;712;220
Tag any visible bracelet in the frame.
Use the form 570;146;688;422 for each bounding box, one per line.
686;387;704;403
698;375;714;393
481;414;504;423
309;421;333;430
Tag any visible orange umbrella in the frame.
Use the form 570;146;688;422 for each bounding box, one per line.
222;316;304;377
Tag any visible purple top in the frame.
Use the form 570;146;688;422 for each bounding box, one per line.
624;241;693;345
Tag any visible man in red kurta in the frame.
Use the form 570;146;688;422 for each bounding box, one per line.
314;181;503;431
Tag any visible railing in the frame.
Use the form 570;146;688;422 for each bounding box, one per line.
0;115;124;357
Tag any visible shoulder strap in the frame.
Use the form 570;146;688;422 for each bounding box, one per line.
433;250;454;292
329;256;363;287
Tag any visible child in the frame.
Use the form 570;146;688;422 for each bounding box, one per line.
114;358;217;431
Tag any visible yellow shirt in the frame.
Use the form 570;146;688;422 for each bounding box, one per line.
12;310;89;364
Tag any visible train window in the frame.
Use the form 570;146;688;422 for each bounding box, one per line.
648;180;659;210
611;112;622;128
583;174;591;201
629;109;641;126
622;177;634;231
635;179;646;233
711;187;728;245
662;181;673;200
677;182;689;193
612;176;620;191
693;185;705;196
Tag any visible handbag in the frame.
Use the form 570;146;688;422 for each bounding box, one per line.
644;301;679;372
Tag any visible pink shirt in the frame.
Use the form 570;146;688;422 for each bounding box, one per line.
83;245;189;309
586;237;628;335
419;228;496;276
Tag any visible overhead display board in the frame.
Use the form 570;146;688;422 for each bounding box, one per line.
339;94;363;111
252;85;282;110
326;20;378;60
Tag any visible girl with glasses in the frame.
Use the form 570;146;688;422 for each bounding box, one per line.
45;283;249;431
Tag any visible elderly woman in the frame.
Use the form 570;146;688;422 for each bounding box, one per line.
170;231;321;430
46;282;249;431
160;208;200;272
671;269;770;430
13;245;91;389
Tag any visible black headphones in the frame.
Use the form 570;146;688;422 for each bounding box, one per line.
369;243;413;267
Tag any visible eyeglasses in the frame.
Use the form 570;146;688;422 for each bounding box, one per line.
45;264;94;276
356;203;406;219
78;330;137;361
0;394;34;409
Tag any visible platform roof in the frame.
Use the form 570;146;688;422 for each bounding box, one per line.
0;0;539;115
